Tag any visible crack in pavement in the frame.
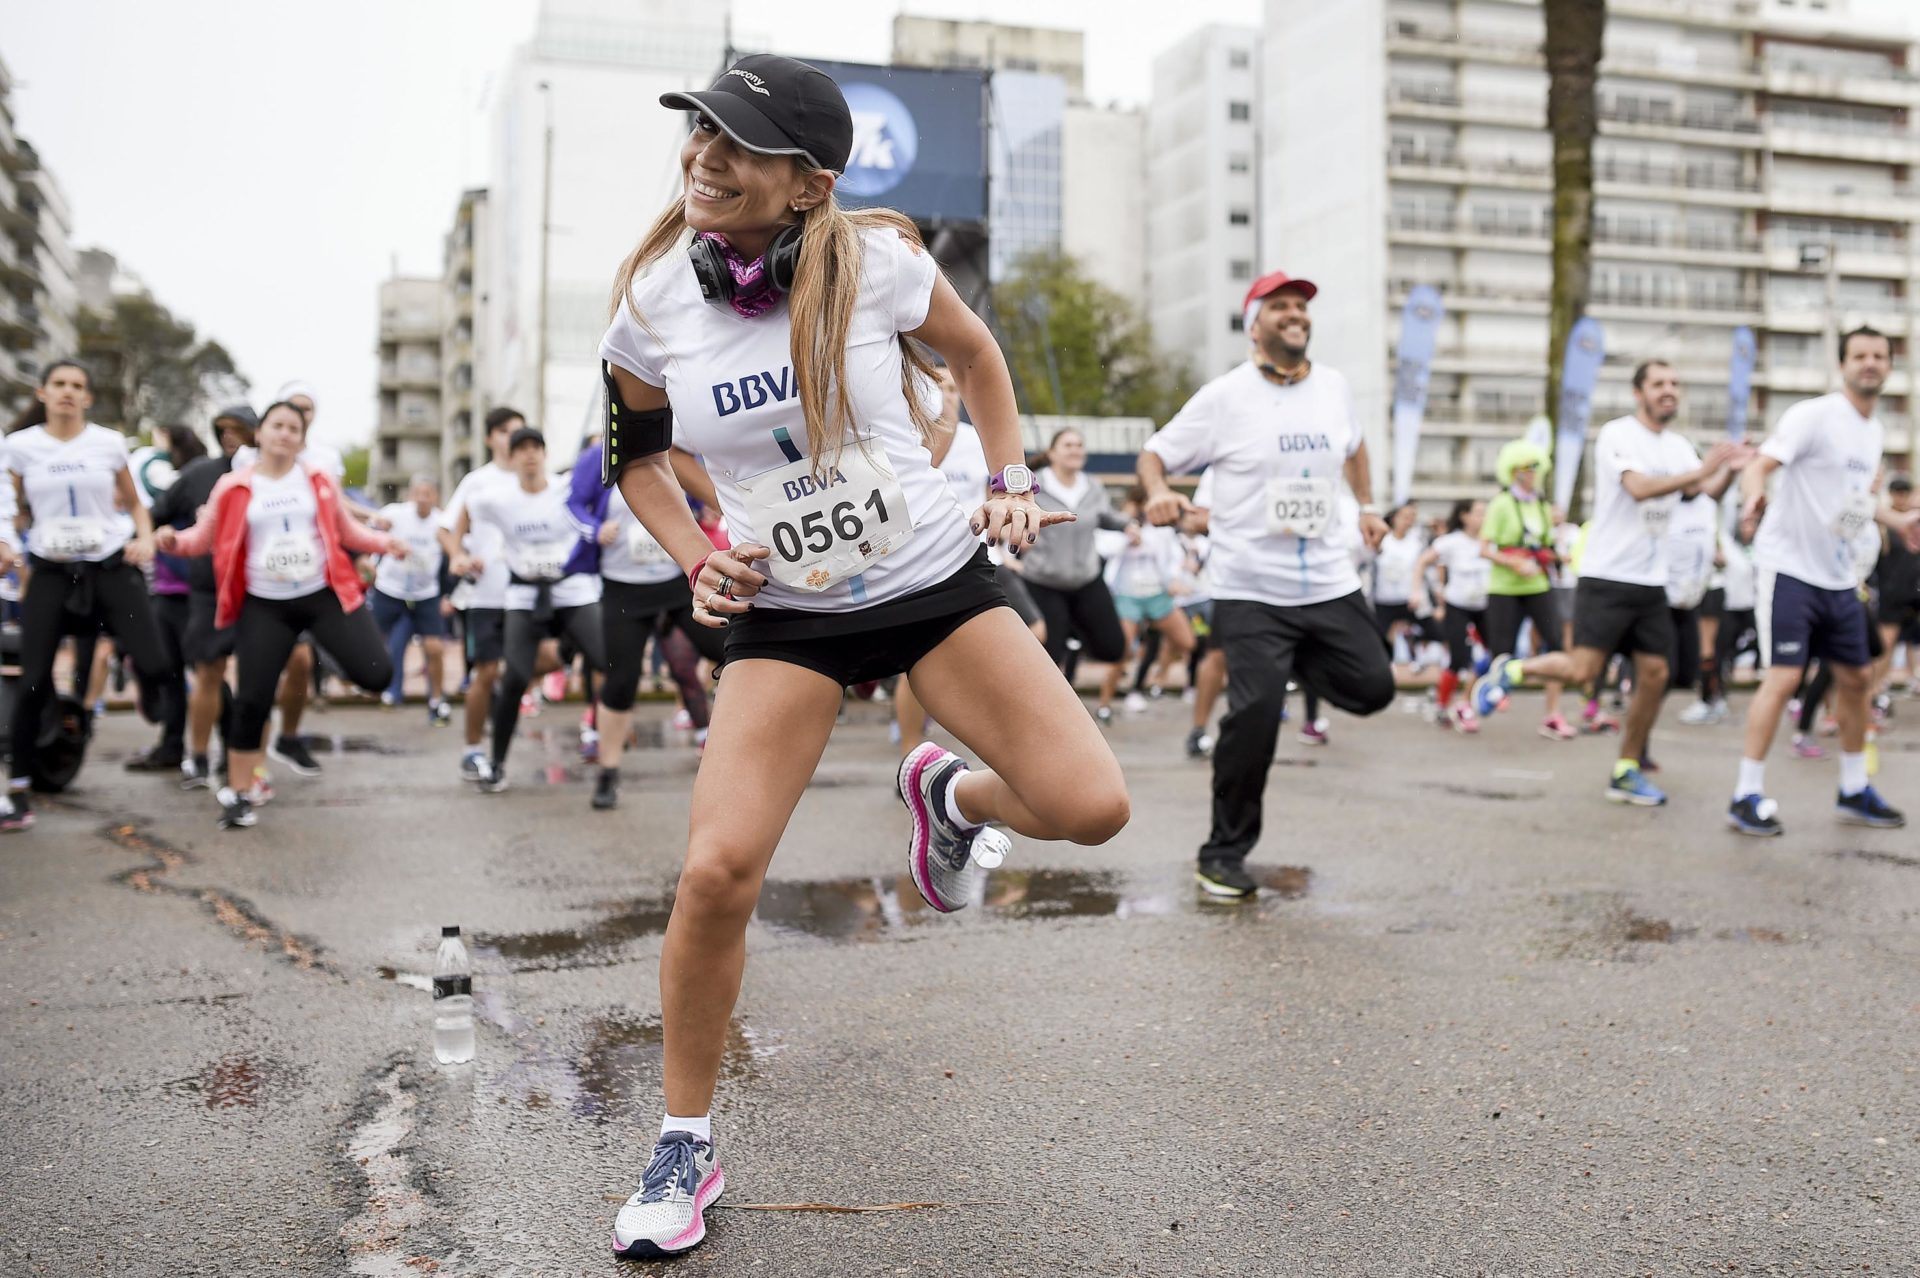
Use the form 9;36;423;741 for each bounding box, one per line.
103;821;342;977
338;1057;459;1276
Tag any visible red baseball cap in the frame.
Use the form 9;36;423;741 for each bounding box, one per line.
1244;270;1318;310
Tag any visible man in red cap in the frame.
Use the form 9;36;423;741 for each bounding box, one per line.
1136;271;1395;899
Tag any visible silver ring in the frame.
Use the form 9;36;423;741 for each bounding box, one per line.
704;591;722;612
717;574;734;597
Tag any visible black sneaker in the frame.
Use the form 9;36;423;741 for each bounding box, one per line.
125;743;185;772
1;790;34;833
269;735;322;777
1836;786;1905;829
215;787;256;830
1195;859;1257;899
1726;793;1782;838
592;768;620;810
179;755;213;791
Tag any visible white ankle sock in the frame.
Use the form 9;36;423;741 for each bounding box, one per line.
1839;752;1868;797
1735;757;1766;799
942;770;981;830
661;1113;711;1141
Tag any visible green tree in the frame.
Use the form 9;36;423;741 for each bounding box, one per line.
341;446;370;490
991;252;1194;423
1544;0;1606;517
77;294;245;434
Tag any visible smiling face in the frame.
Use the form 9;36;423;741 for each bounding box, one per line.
679;114;834;254
1633;363;1681;425
1252;288;1313;363
256;405;305;464
36;364;93;422
1046;430;1086;475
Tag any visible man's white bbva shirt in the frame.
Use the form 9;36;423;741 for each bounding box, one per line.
440;462;514;608
1579;415;1701;588
1144;362;1363;608
374;503;447;602
1753;392;1884;593
599;227;978;611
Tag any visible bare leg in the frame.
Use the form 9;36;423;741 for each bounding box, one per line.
465;660;499;747
1741;665;1803;764
1098;619;1139;711
661;660;843;1116
1520;645;1603;688
423;636;446;702
1832;663;1870;753
893;676;929;758
188;657;228;755
1620;652;1669;764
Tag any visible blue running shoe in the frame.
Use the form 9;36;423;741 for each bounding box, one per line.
1836;786;1904;829
1606;766;1666;807
612;1131;724;1259
1727;793;1782;837
1469;653;1515;718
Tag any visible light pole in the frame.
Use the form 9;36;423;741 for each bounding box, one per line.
537;80;554;430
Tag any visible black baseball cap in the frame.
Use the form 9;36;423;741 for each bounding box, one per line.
508;426;546;453
660;55;853;175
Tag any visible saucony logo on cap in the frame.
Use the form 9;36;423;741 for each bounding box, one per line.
727;69;771;96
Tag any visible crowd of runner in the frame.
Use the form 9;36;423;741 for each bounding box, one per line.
4;50;1917;1264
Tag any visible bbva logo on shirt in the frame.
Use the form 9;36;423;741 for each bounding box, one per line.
712;368;795;417
1277;432;1333;454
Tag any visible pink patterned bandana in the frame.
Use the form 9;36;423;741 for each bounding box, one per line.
699;233;786;319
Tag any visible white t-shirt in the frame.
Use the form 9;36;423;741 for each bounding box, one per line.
599;489;682;586
1753;392;1884;593
233;441;346;480
1373;529;1423;605
465;480;599;611
245;465;328;600
1722;537;1758;612
1580;415;1702;589
599;227;977;612
374;502;446;602
441;461;515;609
1104;523;1183;599
1144;362;1364;608
1664;494;1718;610
939;421;989;505
6;423;133;563
1432;530;1491;610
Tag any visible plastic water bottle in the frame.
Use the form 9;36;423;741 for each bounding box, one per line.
432;925;475;1064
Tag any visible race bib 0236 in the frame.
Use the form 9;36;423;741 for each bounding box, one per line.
739;440;914;592
1265;476;1333;539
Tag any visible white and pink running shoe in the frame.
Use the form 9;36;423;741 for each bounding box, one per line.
897;742;1010;913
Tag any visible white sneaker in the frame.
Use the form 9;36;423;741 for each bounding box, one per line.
1123;691;1149;715
1678;700;1720;726
612;1132;724;1258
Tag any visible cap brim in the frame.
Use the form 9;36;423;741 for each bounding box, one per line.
1254;279;1318;303
660;89;826;169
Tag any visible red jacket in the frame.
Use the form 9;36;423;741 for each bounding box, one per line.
172;464;393;629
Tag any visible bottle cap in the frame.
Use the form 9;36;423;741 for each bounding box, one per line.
442;925;460;937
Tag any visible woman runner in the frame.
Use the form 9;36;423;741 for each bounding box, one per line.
1480;442;1572;739
1414;498;1492;733
157;401;403;830
597;55;1128;1258
3;361;174;830
1020;427;1133;671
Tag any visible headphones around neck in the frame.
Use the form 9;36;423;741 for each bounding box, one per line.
688;225;804;310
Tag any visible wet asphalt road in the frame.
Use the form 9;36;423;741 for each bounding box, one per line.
2;690;1916;1277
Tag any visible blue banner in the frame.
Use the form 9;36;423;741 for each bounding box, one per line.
1553;316;1606;513
804;60;988;225
1390;285;1445;507
1726;325;1757;443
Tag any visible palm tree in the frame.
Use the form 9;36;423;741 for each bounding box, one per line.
1543;0;1606;515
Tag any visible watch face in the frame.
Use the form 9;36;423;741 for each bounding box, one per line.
1002;464;1033;492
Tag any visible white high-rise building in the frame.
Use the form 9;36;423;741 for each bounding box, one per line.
479;0;728;458
892;16;1086;99
442;188;488;486
1262;0;1920;498
1062;103;1148;314
371;278;443;503
1;54;79;413
1146;25;1263;383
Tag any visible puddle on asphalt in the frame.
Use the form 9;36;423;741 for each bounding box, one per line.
470;865;1318;967
1548;892;1800;958
570;1013;771;1121
308;734;413;756
167;1052;300;1110
1421;782;1534;802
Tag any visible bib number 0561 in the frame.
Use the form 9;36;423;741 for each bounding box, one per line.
771;490;892;564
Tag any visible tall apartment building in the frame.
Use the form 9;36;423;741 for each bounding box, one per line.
371;278;443;504
1147;25;1263;381
1063;104;1149;313
441;189;488;486
1;54;79;413
891;16;1085;98
1263;0;1920;498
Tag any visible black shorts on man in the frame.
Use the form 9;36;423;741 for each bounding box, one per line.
1572;577;1673;657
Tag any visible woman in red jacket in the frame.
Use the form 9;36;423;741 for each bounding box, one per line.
158;401;405;829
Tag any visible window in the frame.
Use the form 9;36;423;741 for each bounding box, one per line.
1229;260;1253;281
1228;152;1251;174
1228;101;1250;122
1229;49;1250;69
1229;313;1245;333
1228;209;1251;226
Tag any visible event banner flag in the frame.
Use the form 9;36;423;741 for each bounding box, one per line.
1726;325;1757;443
1553;316;1606;513
1390;285;1445;507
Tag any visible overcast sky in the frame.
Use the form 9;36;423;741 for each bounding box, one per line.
0;0;1258;448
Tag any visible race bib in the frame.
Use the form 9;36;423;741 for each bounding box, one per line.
1640;499;1673;537
260;531;321;583
626;524;673;567
739;439;914;592
38;517;107;562
1450;561;1491;611
510;539;569;583
1265;476;1333;539
1378;559;1412;593
1833;490;1875;540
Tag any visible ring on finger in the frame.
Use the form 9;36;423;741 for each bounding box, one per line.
717;574;734;597
705;591;722;612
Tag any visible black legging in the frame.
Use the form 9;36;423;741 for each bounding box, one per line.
1440;605;1487;676
1706;609;1756;703
1027;577;1126;667
232;590;393;750
11;555;174;784
599;579;724;721
1669;606;1701;693
493;604;607;766
151;593;192;753
1485;591;1561;660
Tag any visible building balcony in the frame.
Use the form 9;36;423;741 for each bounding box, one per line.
1762;242;1911;281
1766;120;1920;166
1763;307;1910;338
379;311;440;342
1768;182;1919;223
378;362;442;391
1389;85;1764;145
1763;62;1920;111
1387;151;1766;209
1388;213;1765;265
377;415;442;441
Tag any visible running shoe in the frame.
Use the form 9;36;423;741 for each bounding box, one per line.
1605;766;1666;807
579;728;601;764
1727;793;1782;837
1790;733;1826;760
245;777;275;806
1468;653;1514;718
1095;704;1114;726
1195;859;1257;899
1449;705;1480;734
380;691;402;709
1123;690;1149;715
1678;700;1721;726
429;699;453;727
215;787;256;830
898;742;1009;913
1184;727;1214;758
612;1131;724;1259
124;744;185;772
671;707;695;731
1181;687;1197;705
542;670;568;703
459;747;486;780
520;691;540;719
473;758;509;794
179;755;213;791
0;791;33;832
592;768;620;811
1538;714;1576;740
1817;716;1839;738
270;735;322;777
1298;718;1330;745
1836;786;1905;829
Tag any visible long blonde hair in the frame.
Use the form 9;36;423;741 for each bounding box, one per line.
609;179;943;476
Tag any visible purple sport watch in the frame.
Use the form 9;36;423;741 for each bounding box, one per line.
989;464;1036;496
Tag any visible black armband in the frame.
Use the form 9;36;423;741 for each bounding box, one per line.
601;360;672;489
